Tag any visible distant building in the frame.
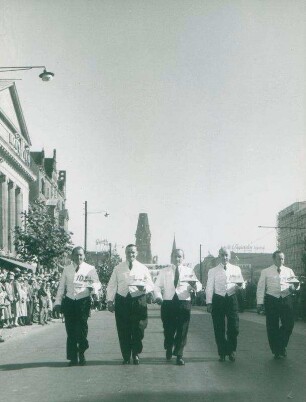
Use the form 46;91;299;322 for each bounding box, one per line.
194;252;272;286
0;81;36;257
135;213;152;264
30;149;69;231
277;202;306;275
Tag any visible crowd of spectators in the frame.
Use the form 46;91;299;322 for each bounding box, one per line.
0;267;62;342
0;266;108;343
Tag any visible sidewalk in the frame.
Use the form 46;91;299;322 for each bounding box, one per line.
0;318;63;343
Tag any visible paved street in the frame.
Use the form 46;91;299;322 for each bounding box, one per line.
0;306;305;402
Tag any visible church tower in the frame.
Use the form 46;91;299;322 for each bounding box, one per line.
170;235;177;264
135;213;152;264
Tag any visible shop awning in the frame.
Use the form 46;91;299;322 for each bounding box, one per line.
0;256;36;271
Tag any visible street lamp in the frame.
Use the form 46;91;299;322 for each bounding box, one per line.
84;201;110;253
0;66;54;81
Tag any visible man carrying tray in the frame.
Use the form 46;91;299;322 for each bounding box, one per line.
154;248;202;365
206;247;244;362
106;244;154;365
54;246;101;366
257;251;299;359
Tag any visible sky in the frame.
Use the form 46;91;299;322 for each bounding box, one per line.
0;0;305;264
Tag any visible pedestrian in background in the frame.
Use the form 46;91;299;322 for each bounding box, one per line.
154;249;202;365
106;244;154;365
38;280;49;325
54;246;101;366
206;247;244;362
257;251;299;359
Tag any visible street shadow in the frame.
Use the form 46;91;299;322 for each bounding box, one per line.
0;356;217;370
62;390;255;402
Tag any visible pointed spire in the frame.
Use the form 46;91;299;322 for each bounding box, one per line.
171;234;177;264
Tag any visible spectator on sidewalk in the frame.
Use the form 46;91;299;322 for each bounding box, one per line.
15;275;28;326
5;272;17;327
38;280;49;325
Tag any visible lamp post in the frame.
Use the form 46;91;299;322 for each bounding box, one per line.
84;201;110;253
199;244;204;283
0;66;54;81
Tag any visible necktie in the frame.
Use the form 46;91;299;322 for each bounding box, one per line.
129;262;132;270
224;264;227;270
75;265;80;273
174;265;179;288
277;267;281;274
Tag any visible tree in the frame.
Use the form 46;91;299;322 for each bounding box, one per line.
85;250;121;285
14;200;73;270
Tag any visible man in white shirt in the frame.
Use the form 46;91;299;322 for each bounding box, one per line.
106;244;154;365
206;247;244;362
54;246;101;366
256;251;299;359
154;249;202;365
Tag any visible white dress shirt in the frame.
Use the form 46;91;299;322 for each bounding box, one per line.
154;264;202;301
106;260;154;302
256;265;298;305
55;262;101;305
205;263;244;304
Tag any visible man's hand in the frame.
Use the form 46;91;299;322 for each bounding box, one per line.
155;297;163;305
257;304;264;314
206;304;213;313
107;301;115;313
54;304;61;314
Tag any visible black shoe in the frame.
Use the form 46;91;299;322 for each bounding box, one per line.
280;349;287;358
68;359;78;366
219;355;226;362
133;355;140;365
122;359;130;365
0;336;5;343
176;356;185;366
79;352;86;366
166;349;172;361
228;352;236;362
274;354;281;360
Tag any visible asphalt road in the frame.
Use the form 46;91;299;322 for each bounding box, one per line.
0;306;305;402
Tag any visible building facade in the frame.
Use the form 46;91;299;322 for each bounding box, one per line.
194;252;272;286
135;213;152;264
30;149;69;231
277;202;306;275
0;81;36;256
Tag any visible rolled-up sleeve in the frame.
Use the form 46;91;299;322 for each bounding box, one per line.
205;269;214;304
256;271;266;305
55;268;67;305
144;268;155;294
154;271;163;300
89;267;102;296
106;268;118;302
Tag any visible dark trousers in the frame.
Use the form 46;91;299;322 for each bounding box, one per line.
62;297;91;361
115;293;148;361
211;293;239;357
26;300;34;324
264;294;294;355
161;294;191;357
